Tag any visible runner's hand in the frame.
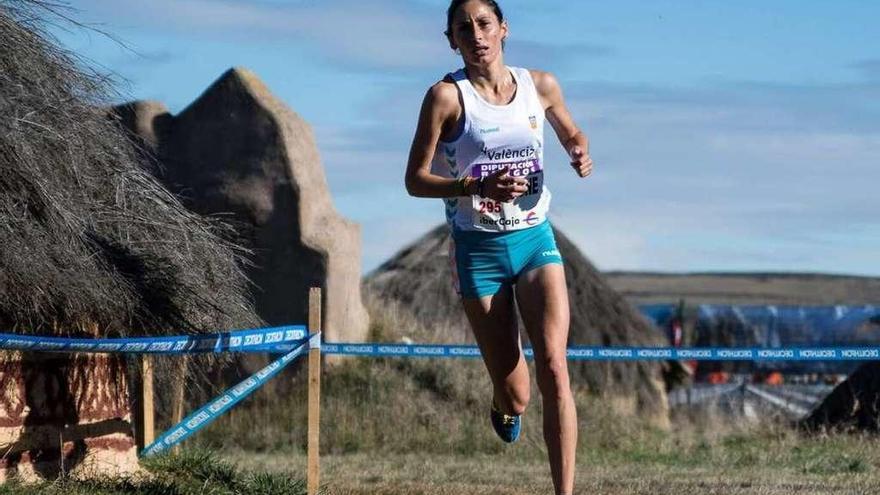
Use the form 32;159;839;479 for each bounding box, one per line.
484;167;528;202
570;145;593;178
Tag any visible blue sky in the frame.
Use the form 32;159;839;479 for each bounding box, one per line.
52;0;880;276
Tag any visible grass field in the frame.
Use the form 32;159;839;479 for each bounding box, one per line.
5;425;876;494
4;361;879;495
229;447;879;495
5;294;879;494
196;293;880;494
220;416;880;495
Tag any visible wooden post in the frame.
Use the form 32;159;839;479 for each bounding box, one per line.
307;287;322;495
141;355;155;448
171;357;187;454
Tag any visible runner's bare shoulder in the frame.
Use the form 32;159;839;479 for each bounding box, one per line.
426;76;461;114
423;76;462;138
528;70;558;94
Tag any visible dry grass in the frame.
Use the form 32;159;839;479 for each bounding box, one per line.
226;437;880;495
219;408;880;493
8;292;875;493
195;291;880;494
6;439;874;495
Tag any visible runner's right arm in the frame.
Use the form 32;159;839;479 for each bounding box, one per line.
405;81;526;200
405;81;467;198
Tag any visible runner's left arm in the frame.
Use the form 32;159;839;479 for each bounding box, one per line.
531;70;593;178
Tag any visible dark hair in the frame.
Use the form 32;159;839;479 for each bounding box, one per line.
444;0;504;38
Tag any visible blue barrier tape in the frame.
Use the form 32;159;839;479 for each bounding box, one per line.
322;343;880;361
8;324;877;457
141;333;316;457
0;325;307;354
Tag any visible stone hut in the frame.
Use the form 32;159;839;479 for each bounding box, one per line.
114;68;369;345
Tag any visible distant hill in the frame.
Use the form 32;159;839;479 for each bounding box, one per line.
604;272;880;306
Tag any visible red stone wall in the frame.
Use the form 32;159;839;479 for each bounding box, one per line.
0;351;139;482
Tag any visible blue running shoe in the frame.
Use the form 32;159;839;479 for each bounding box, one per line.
490;402;521;443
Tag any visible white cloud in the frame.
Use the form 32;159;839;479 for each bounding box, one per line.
76;0;456;71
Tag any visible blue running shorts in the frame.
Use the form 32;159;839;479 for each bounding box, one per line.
450;221;564;299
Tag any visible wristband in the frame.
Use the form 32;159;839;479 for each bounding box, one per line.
455;176;467;196
477;176;486;197
466;176;474;196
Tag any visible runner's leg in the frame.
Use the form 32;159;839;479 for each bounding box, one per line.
516;263;576;495
461;284;530;416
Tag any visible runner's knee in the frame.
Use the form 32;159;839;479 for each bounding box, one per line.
535;353;571;397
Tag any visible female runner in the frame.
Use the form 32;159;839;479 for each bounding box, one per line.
404;1;592;493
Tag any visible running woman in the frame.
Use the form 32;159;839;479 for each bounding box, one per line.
404;1;592;493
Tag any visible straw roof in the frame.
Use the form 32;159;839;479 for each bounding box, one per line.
0;1;260;336
801;361;880;433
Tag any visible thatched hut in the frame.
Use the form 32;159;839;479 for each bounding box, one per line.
0;2;259;481
801;359;880;433
366;224;671;426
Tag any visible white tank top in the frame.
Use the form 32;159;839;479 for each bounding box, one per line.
432;66;551;232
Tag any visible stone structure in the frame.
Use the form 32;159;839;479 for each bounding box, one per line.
0;352;138;481
115;68;369;344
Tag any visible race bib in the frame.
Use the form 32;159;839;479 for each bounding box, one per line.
470;159;544;230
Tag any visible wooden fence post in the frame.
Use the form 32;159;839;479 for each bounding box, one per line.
141;355;155;448
171;357;187;454
307;287;322;495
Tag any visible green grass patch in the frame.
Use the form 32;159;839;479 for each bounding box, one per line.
0;449;307;495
